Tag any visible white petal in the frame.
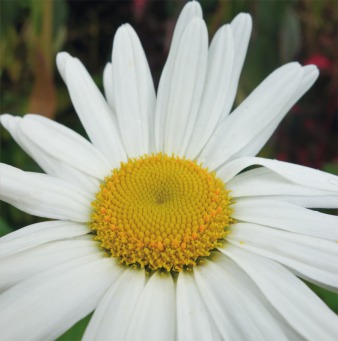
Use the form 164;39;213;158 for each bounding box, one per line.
0;164;92;222
112;24;156;156
221;245;338;341
194;259;287;340
0;115;111;192
228;222;338;291
103;62;116;113
125;272;175;341
222;13;252;121
57;52;127;167
0;256;120;341
228;166;338;208
177;271;222;341
21;115;110;178
1;114;101;193
218;156;338;192
154;1;202;152
200;63;304;169
185;25;235;159
0;220;89;258
83;267;145;341
0;237;100;291
232;198;338;240
228;65;319;159
160;18;208;156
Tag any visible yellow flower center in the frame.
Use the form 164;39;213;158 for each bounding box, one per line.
90;153;232;272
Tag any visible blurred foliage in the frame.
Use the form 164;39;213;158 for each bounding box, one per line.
0;0;337;337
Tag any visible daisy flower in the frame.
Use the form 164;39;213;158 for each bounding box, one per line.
1;1;338;340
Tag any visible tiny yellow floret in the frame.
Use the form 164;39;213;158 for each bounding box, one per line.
90;153;233;272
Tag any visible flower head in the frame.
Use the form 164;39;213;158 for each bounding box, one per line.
1;1;338;340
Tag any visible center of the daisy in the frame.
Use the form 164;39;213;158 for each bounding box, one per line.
90;153;232;272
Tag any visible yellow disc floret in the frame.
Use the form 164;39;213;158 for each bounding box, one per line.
90;153;233;272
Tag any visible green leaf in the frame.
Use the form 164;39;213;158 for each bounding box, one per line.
56;314;92;341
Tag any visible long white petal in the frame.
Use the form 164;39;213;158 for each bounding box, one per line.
221;246;338;340
125;272;176;341
185;25;234;159
230;65;319;159
232;198;338;240
0;114;100;193
228;166;338;208
177;271;221;341
0;237;100;291
56;52;127;167
218;156;338;192
228;222;338;291
220;13;252;120
0;164;92;222
0;256;120;341
187;13;252;160
194;259;287;340
83;267;145;341
113;24;156;156
154;1;202;152
103;62;116;113
200;63;304;169
0;220;89;258
161;18;208;156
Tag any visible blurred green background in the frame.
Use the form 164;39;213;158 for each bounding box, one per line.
0;0;337;339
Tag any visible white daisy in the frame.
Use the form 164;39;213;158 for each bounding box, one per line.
1;1;338;340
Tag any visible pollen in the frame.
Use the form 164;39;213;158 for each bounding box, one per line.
90;153;233;272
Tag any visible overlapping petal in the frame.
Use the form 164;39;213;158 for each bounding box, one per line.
177;271;220;341
186;13;252;159
228;166;338;208
125;272;176;341
227;222;338;291
0;164;92;222
0;256;119;341
56;52;127;167
154;1;202;152
0;220;89;258
232;197;338;240
0;237;100;292
221;246;338;340
112;24;156;156
83;268;145;341
200;63;318;169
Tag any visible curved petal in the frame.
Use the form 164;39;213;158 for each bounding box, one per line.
103;62;116;113
220;13;252;121
187;13;252;160
125;272;176;341
232;198;338;240
83;267;145;341
56;52;127;167
194;259;287;340
154;1;202;152
228;166;338;208
177;271;222;341
0;256;119;341
0;114;100;193
227;65;319;160
199;63;306;169
221;245;338;340
160;18;208;156
227;222;338;291
0;164;92;222
0;220;89;258
185;25;234;159
112;24;156;156
0;237;100;291
218;156;338;192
